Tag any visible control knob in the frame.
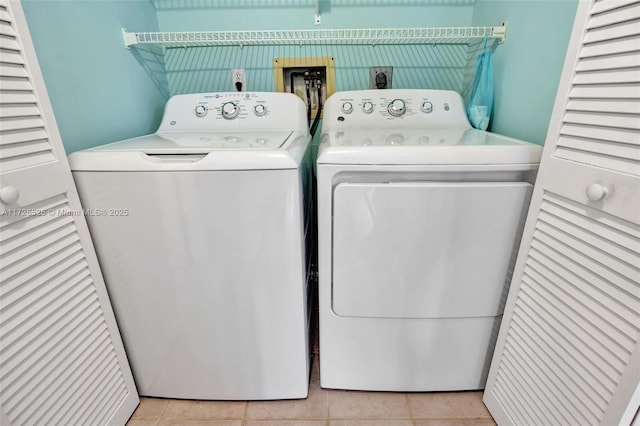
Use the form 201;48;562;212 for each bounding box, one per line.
362;102;374;114
254;104;267;116
387;99;406;117
194;105;208;117
221;102;239;120
421;101;433;113
342;102;353;114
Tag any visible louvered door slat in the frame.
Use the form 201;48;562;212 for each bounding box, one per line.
542;195;640;246
0;37;20;51
511;304;603;423
1;292;99;405
0;145;55;171
511;308;604;421
577;51;640;71
580;36;640;57
592;0;638;14
587;3;640;29
0;128;48;145
29;312;115;426
572;68;640;84
516;277;620;394
2;282;99;402
7;296;109;423
0;195;67;238
522;267;627;377
0;62;27;77
535;220;639;296
554;147;639;176
0;1;55;176
565;99;640;114
557;9;640;178
0;139;55;160
0;91;36;103
51;338;114;424
0;20;14;36
495;358;557;424
560;123;640;145
558;135;639;163
0;104;41;117
0;49;23;65
0;115;45;131
564;111;639;129
526;253;635;355
1;214;74;263
0;1;138;424
1;77;35;91
503;328;593;424
1;264;90;333
30;322;111;424
1;227;79;284
83;372;126;426
583;18;640;43
569;84;639;98
529;238;638;339
1;280;95;383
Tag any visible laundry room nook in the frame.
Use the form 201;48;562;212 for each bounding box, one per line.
1;0;639;425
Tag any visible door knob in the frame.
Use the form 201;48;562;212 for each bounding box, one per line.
0;186;20;204
586;183;609;201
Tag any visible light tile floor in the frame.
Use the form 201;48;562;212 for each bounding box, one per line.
127;355;496;426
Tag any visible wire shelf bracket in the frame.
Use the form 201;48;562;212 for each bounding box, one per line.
122;24;507;49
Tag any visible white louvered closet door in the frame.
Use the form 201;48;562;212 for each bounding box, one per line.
483;1;640;425
0;1;139;424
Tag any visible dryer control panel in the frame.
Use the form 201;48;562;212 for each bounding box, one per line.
323;89;471;130
156;92;308;134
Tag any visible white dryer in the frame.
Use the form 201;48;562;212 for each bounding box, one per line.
317;89;543;392
69;92;311;400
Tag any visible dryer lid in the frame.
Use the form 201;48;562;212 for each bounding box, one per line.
317;128;543;165
89;130;293;154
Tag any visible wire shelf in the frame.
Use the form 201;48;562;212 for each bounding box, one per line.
123;25;506;48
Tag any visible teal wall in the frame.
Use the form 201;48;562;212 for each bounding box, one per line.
156;2;476;95
471;0;578;145
21;0;578;152
22;0;168;154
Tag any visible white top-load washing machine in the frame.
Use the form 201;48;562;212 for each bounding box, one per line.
69;92;311;400
317;89;543;392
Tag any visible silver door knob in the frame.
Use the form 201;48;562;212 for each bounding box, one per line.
0;186;20;204
586;183;609;201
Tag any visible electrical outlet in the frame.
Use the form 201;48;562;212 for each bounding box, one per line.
232;68;246;92
369;67;393;89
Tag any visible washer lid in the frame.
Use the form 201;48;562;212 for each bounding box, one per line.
89;130;293;153
69;130;308;171
317;128;543;165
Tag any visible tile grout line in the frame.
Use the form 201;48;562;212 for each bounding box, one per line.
158;398;169;421
406;393;413;419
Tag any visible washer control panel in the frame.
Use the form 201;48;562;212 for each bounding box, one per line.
157;92;309;133
323;89;471;129
191;93;270;121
